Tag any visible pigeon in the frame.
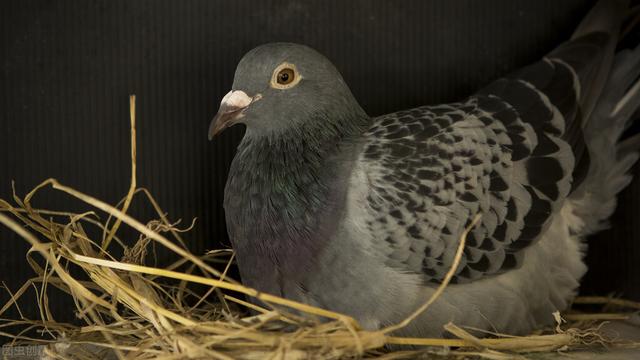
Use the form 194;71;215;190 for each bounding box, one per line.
209;0;640;337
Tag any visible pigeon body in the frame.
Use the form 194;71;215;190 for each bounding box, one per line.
210;0;640;337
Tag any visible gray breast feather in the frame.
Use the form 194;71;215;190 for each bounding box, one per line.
358;82;576;283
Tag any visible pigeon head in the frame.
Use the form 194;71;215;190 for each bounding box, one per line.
208;43;367;139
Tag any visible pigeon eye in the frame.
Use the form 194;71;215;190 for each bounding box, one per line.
277;68;294;84
271;63;301;89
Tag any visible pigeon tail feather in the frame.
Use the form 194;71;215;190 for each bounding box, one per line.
569;37;640;235
549;0;627;125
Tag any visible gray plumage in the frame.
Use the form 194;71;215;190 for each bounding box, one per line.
210;0;640;337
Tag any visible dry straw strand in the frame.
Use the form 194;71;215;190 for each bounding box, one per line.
102;94;137;249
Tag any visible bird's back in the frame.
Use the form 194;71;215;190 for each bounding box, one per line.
346;0;627;286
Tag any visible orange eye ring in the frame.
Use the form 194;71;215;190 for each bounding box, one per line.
270;62;302;89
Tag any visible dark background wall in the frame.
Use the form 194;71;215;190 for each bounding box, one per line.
1;0;638;333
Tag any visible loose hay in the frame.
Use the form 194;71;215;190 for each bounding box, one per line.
0;96;639;359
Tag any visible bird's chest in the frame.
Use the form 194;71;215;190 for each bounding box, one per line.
224;163;325;243
223;155;341;296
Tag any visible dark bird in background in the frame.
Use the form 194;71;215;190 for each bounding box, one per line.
209;0;640;337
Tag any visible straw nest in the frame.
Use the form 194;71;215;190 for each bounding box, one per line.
1;96;639;360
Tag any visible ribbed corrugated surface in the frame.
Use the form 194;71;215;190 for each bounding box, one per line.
2;0;638;329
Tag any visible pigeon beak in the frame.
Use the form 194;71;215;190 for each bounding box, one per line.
208;90;260;140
